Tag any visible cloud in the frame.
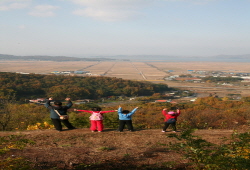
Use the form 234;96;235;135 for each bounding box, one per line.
73;8;141;22
71;0;153;21
29;5;59;17
0;1;29;11
18;25;26;29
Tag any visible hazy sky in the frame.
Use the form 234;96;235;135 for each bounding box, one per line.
1;0;250;57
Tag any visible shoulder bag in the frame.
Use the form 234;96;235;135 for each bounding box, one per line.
54;109;69;120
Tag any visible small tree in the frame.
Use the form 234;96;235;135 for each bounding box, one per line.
0;95;16;131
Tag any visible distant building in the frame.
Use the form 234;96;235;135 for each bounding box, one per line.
74;70;89;74
51;71;60;74
155;99;172;103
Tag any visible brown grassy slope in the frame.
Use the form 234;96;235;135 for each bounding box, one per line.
0;128;242;169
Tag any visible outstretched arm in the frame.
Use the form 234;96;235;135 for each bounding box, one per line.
74;109;92;113
100;110;118;114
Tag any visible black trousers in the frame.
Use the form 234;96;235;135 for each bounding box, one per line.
119;120;134;131
163;122;176;131
51;118;75;131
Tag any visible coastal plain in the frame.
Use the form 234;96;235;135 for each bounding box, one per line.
1;60;250;97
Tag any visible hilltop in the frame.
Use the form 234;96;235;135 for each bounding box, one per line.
0;128;245;170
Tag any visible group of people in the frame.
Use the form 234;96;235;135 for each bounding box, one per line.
45;98;181;132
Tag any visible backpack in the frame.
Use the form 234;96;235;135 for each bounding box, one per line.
168;111;177;115
166;118;176;124
89;112;103;120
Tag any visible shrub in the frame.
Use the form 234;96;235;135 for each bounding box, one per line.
167;129;250;170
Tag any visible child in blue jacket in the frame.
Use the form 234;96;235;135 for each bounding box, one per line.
117;106;138;132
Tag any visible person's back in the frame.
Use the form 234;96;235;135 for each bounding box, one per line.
45;97;75;132
117;106;138;132
162;107;181;132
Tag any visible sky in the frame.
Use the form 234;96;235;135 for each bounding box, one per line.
1;0;250;57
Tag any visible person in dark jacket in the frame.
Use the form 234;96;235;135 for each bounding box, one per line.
45;97;76;132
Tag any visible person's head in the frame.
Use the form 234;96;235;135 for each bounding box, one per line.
54;101;62;106
170;106;177;111
92;107;102;111
122;110;130;114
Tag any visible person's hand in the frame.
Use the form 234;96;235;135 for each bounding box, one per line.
135;107;139;109
163;108;168;110
65;98;71;101
74;109;77;111
49;97;53;100
115;110;118;111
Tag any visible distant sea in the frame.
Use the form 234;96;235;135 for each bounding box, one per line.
89;55;250;62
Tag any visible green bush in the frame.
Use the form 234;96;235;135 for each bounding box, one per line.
167;129;250;170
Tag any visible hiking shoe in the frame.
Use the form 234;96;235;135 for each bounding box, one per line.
162;130;166;132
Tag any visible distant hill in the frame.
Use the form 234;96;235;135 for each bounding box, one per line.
1;54;250;62
106;54;250;62
0;54;115;62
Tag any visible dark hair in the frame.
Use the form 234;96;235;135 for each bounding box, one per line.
122;110;130;114
170;107;177;110
92;107;102;111
54;101;62;105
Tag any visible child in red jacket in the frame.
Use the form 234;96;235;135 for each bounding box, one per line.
162;107;181;132
74;107;117;132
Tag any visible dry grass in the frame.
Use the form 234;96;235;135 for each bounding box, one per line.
0;129;244;169
0;128;243;169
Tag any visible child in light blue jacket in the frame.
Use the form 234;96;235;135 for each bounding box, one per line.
117;106;138;132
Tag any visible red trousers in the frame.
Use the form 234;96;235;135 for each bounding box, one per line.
90;120;104;131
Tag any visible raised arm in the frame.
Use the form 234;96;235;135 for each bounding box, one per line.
176;109;181;116
118;106;122;113
127;107;138;116
162;108;168;116
65;98;73;109
45;97;53;108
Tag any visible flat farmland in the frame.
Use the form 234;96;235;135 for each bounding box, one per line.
1;60;250;79
1;60;250;97
0;60;167;80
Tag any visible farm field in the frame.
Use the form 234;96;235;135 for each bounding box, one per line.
1;60;250;79
1;60;250;97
